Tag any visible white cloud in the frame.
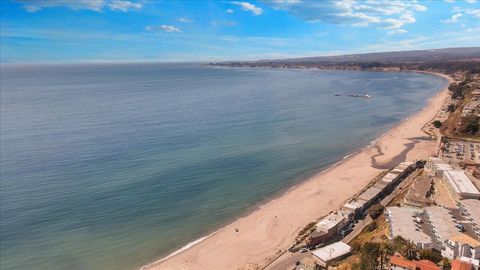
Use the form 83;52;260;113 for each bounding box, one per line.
179;17;193;23
466;0;477;3
108;0;141;12
444;0;455;2
265;0;427;31
146;25;182;33
465;8;480;18
441;12;463;23
226;9;235;13
16;0;142;12
231;1;263;15
388;29;408;35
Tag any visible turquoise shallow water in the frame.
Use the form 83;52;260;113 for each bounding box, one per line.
0;63;447;270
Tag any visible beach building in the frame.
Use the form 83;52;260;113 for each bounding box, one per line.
452;259;473;270
427;157;453;177
404;176;435;208
442;170;480;200
441;233;480;261
315;212;349;235
459;199;480;238
385;207;434;249
389;255;441;270
342;200;366;218
312;241;351;268
357;185;384;208
309;211;351;246
426;206;462;247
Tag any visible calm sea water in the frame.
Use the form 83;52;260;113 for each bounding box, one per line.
0;63;446;270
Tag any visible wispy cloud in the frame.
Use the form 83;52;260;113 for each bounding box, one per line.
226;9;235;14
146;25;182;33
231;1;263;15
108;0;142;12
388;29;408;35
179;17;193;23
266;0;427;31
441;12;463;23
15;0;142;12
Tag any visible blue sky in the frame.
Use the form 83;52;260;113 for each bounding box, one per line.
1;0;480;63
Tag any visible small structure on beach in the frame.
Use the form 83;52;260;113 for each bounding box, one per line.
312;241;351;268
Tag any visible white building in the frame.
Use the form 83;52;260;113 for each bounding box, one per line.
426;157;453;177
315;211;349;237
385;207;434;249
460;199;480;238
441;233;480;261
312;241;351;267
442;170;480;200
426;206;461;247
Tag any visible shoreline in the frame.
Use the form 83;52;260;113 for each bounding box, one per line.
140;71;452;270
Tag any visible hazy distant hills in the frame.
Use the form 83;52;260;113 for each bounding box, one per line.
210;47;480;73
268;47;480;64
214;47;480;65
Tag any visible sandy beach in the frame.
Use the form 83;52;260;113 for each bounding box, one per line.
142;72;453;270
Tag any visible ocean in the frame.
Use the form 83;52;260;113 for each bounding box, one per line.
0;63;447;270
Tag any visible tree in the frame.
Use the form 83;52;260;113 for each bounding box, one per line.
433;120;442;128
458;116;479;135
368;204;385;219
447;104;455;112
419;249;443;263
360;242;382;270
442;258;452;270
391;236;418;260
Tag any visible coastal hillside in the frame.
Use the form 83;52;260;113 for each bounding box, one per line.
209;47;480;73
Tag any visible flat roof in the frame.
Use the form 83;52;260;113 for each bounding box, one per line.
426;206;460;243
358;185;383;202
316;212;346;231
405;177;434;205
343;200;364;210
312;241;351;262
382;172;399;183
443;170;480;196
450;233;480;248
460;199;480;225
386;207;432;245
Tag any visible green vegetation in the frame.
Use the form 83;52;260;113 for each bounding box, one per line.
419;249;443;263
368;204;384;219
447;104;456;112
433;120;442;128
458;115;479;135
359;242;382;270
365;221;378;232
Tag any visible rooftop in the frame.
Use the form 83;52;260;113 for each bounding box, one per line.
386;207;432;245
443;170;480;196
316;212;346;231
451;259;473;270
461;199;480;223
312;241;351;262
450;233;480;248
426;206;460;244
381;172;399;183
405;177;434;206
357;185;383;202
389;255;417;270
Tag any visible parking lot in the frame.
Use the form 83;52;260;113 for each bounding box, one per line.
441;140;480;165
